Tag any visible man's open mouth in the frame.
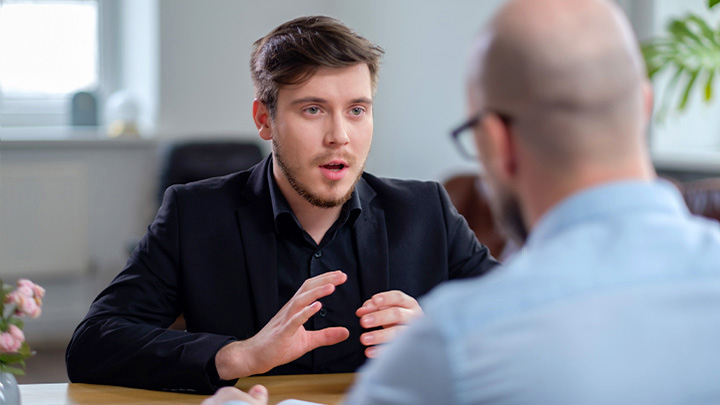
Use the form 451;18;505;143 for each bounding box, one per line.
322;163;346;172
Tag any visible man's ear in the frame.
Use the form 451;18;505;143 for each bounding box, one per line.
252;99;272;141
641;79;654;123
482;113;517;182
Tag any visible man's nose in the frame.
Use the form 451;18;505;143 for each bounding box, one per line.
325;114;350;146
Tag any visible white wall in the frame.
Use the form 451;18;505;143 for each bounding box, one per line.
156;0;335;139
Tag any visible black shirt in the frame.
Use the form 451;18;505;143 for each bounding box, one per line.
267;164;365;374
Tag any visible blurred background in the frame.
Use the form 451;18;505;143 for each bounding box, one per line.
0;0;719;383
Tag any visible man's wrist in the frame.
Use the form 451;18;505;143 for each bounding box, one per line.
216;339;263;380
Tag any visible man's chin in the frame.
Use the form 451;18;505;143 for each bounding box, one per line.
306;171;363;208
284;163;364;209
305;188;354;208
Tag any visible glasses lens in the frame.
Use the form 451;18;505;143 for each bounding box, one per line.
457;129;478;159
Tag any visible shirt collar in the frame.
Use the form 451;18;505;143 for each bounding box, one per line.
266;156;363;233
526;179;689;249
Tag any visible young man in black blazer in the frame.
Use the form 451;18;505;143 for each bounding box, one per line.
66;16;499;394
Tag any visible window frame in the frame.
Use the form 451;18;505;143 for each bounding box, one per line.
0;0;119;135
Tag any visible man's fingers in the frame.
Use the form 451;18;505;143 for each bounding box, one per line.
287;283;339;316
371;290;419;309
360;306;418;329
360;326;402;347
248;384;269;401
288;301;323;329
355;301;378;317
306;326;350;349
295;270;347;295
364;345;382;359
356;290;420;318
201;386;263;405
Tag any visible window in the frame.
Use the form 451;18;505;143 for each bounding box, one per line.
0;0;99;127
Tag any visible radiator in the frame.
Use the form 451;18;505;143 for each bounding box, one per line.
0;162;90;279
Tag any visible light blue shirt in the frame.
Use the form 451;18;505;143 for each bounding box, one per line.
345;180;720;404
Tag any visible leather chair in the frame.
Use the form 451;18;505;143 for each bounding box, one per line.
157;140;264;205
677;177;720;222
443;174;720;261
443;174;510;259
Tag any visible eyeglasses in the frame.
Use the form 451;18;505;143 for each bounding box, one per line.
450;110;513;160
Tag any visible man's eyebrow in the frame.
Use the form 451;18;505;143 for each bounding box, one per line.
289;97;373;105
351;97;373;105
289;97;328;105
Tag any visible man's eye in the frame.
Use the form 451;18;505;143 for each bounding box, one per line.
305;107;320;114
350;107;365;116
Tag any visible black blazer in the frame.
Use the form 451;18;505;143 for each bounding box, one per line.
66;156;498;393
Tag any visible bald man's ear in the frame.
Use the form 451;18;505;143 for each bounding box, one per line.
641;80;654;123
252;99;272;141
482;114;518;183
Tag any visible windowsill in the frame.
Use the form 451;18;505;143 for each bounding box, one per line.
0;126;156;149
652;148;720;173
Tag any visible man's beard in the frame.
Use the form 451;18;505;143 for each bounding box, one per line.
272;135;365;208
489;183;529;246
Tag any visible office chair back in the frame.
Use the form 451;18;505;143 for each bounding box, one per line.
157;140;264;204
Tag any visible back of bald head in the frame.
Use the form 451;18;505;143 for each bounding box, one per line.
471;0;649;168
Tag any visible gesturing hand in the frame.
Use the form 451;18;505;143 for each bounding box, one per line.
215;271;350;379
202;385;268;405
356;290;423;358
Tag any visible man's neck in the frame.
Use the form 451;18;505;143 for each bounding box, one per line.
273;164;343;245
522;157;656;232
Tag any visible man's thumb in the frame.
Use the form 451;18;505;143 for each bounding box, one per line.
249;384;269;400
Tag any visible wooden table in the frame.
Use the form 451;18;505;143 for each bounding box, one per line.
19;373;356;405
236;373;354;404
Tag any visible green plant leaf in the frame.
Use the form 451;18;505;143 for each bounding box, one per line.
679;69;700;110
642;10;720;121
7;318;23;329
710;0;720;9
0;352;28;365
705;70;715;100
669;18;703;47
656;66;686;123
642;43;669;78
0;342;32;368
687;15;720;47
0;363;25;376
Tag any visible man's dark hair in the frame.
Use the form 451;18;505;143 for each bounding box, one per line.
250;15;384;119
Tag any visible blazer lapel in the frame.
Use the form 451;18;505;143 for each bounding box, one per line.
236;156;278;328
354;180;390;298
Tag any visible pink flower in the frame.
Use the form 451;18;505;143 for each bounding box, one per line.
16;285;33;299
17;279;45;300
5;291;20;306
0;332;21;353
0;279;42;367
5;279;44;318
18;296;41;318
7;325;24;343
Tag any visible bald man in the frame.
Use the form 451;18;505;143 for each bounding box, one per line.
205;0;720;403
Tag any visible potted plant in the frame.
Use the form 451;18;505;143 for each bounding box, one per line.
0;279;45;405
642;0;720;121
